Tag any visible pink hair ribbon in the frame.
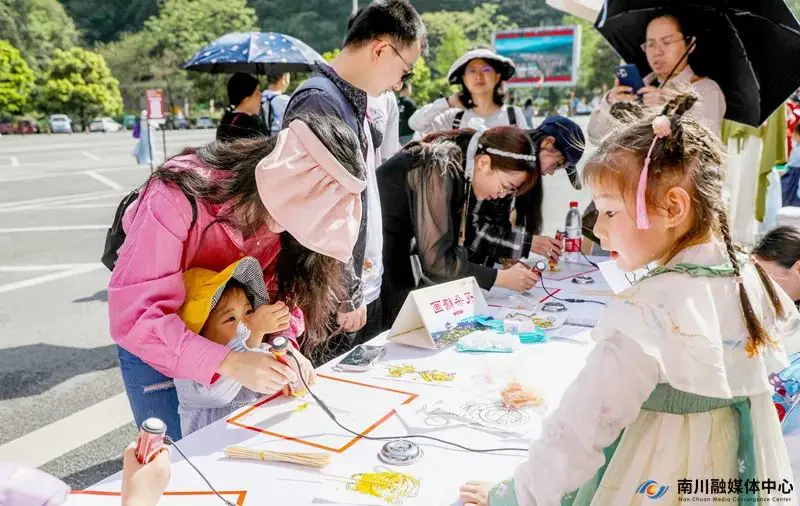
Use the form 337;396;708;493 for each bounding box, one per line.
636;115;672;229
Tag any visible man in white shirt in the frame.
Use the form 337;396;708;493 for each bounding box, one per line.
368;90;401;163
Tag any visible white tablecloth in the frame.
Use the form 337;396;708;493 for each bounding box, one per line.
70;260;611;505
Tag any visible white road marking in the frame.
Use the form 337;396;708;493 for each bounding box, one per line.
0;225;108;233
0;166;136;183
0;392;133;469
84;170;123;190
81;151;101;160
0;263;102;272
0;263;103;294
0;190;124;212
34;203;119;210
10;156;19;167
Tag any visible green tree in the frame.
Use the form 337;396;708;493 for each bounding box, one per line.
564;15;619;95
432;25;471;78
422;4;517;60
60;0;159;45
37;47;123;127
410;57;451;105
0;40;35;116
96;31;157;110
0;0;80;70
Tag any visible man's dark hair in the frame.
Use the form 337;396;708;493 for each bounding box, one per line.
344;0;427;54
227;73;259;107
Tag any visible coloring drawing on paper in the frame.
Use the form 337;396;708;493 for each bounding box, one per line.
68;490;247;505
461;401;531;427
346;467;421;505
416;401;472;428
385;364;455;384
227;375;416;453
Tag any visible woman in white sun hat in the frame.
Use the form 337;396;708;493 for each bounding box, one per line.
408;48;528;136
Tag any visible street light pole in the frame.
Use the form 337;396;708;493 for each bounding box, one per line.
352;0;358;15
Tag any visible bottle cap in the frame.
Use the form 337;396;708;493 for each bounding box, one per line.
271;336;289;352
141;418;166;435
570;201;579;208
378;440;422;465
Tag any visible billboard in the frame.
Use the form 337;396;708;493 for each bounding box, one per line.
493;25;581;88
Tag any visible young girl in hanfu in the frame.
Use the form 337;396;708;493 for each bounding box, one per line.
460;93;800;506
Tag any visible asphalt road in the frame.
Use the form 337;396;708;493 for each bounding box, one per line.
0;117;593;490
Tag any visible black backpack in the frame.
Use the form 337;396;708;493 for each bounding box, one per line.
101;188;197;271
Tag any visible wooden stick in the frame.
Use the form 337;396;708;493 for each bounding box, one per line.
223;446;331;468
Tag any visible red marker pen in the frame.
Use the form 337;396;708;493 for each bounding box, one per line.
271;336;307;397
135;418;166;464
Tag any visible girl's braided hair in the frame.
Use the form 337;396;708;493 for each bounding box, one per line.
584;92;784;356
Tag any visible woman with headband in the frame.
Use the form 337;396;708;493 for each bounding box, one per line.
108;113;366;440
377;124;541;327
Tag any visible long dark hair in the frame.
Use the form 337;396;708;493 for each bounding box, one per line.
409;126;543;233
584;93;785;356
457;58;507;108
143;112;364;349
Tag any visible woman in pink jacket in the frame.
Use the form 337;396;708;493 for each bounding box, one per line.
108;113;366;440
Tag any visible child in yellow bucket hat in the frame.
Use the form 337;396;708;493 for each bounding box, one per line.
174;256;310;436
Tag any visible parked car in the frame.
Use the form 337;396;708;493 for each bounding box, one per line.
122;115;137;130
89;117;122;132
16;118;39;134
48;114;73;133
0;120;13;135
195;116;215;129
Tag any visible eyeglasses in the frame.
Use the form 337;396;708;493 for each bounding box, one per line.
465;66;496;76
493;169;520;197
640;34;690;53
387;42;415;83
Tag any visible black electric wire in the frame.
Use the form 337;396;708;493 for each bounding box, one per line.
536;267;606;306
165;437;237;506
286;351;529;454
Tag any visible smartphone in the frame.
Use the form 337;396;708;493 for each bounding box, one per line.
335;345;386;372
614;64;645;93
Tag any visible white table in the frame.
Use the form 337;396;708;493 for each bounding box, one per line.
71;260;611;506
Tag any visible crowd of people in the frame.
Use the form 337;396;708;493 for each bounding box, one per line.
6;1;793;505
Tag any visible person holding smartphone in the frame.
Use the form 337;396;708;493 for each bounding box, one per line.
587;13;726;144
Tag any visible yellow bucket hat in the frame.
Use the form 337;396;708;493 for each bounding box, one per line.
178;256;269;334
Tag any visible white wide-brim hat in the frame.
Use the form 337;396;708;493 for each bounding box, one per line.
447;48;516;84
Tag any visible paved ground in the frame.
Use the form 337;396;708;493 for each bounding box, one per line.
0;118;593;490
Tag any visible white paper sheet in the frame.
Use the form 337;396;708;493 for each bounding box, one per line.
227;375;417;453
395;396;543;438
334;358;459;388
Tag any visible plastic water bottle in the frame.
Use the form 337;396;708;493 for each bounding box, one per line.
564;201;582;263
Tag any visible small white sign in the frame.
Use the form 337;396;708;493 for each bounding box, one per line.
387;277;488;349
597;260;656;294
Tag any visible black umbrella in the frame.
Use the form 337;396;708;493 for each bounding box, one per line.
595;0;800;127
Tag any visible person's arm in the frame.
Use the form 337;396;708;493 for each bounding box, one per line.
690;79;726;138
283;89;365;314
407;97;458;135
407;165;497;289
108;182;229;385
586;93;614;145
510;330;660;505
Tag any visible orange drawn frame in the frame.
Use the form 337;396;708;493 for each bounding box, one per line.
70;490;247;505
226;374;418;454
